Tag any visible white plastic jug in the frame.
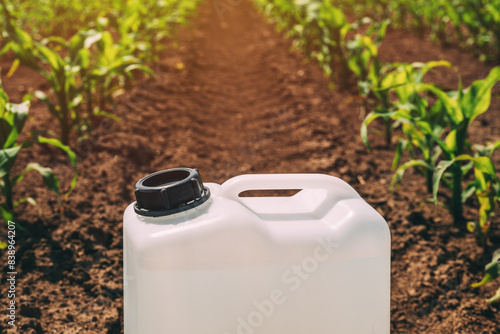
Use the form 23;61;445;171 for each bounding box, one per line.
123;168;390;334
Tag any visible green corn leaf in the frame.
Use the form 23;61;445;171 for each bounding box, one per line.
101;31;116;61
124;63;154;76
462;66;500;124
14;196;36;208
348;57;362;78
473;157;498;182
475;164;488;191
69;33;84;60
493;140;500;152
70;94;83;110
37;137;77;196
0;118;11;148
37;45;64;72
444;129;458;153
415;120;433;135
472;249;500;290
391;159;432;192
0;203;14;224
392;139;406;171
455;155;499;184
4;100;29;148
83;30;103;49
418;123;453;159
433;159;456;204
0;146;21;179
25;163;59;195
475;140;500;158
77;48;91;70
417;84;463;125
376;19;390;42
463;181;477;203
472;273;495;288
361;110;384;150
423;60;452;71
41;36;68;47
0;86;7;105
34;91;57;118
361;35;377;56
6;58;20;78
486;287;500;304
93;108;121;122
461;160;474;176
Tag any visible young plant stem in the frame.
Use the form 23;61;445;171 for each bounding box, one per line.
55;81;71;145
59;99;70;146
86;83;93;116
451;163;464;225
330;29;349;89
451;123;467;226
1;175;14;213
426;167;433;194
99;82;105;111
425;135;433;193
384;118;392;147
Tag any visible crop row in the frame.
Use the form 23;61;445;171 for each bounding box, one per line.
0;0;202;238
254;0;500;304
336;0;500;62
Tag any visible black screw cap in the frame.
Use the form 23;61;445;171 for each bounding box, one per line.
134;168;211;217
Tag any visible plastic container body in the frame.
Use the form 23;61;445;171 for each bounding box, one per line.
124;174;390;333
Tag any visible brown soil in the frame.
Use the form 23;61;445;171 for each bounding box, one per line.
1;1;500;333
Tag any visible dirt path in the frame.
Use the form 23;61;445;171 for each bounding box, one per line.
1;1;500;333
131;0;362;182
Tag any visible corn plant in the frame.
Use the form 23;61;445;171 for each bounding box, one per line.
0;81;77;226
305;1;350;87
361;61;451;150
2;25;89;145
387;62;452;192
472;249;500;304
433;153;499;242
345;18;390;99
465;141;500;241
66;29;153;135
259;0;301;31
417;66;500;223
1;6;87;145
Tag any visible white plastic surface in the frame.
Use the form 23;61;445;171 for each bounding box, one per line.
124;174;391;333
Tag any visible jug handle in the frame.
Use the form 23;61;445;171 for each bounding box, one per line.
218;174;361;201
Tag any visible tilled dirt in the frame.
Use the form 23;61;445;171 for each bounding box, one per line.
1;1;500;333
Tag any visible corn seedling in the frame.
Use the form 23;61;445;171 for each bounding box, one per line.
464;141;500;242
472;249;500;304
418;66;500;223
69;29;153;135
345;18;389;99
361;61;451;151
0;81;77;228
434;153;499;243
